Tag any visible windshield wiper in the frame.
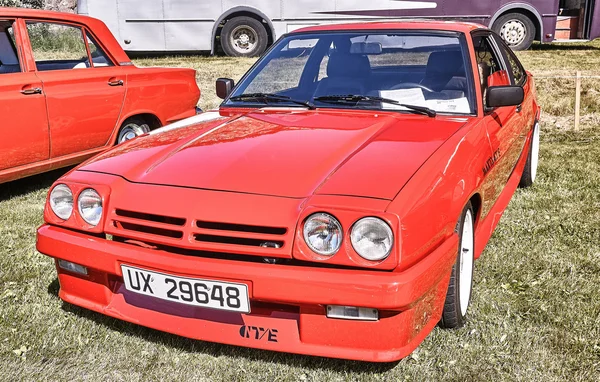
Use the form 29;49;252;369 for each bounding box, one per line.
313;94;436;117
229;93;315;109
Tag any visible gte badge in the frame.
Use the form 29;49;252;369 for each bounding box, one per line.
239;325;278;343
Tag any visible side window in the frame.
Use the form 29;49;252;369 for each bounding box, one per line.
0;21;21;74
498;42;526;86
472;35;507;106
86;31;114;67
26;21;89;71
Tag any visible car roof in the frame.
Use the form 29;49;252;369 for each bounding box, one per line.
0;7;95;24
292;20;484;34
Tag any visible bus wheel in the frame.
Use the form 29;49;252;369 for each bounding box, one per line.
493;13;536;51
221;16;268;57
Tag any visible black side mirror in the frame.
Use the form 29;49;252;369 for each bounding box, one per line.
487;86;524;108
216;78;235;99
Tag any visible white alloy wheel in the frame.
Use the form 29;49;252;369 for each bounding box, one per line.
458;209;474;316
500;19;527;46
530;122;540;182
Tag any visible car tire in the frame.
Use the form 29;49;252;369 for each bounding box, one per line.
221;16;268;57
519;121;540;188
440;202;475;329
493;13;536;51
116;118;150;144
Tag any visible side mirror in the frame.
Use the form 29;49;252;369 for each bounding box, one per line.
216;78;235;99
487;86;524;108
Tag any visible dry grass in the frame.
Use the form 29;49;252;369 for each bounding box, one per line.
0;41;599;381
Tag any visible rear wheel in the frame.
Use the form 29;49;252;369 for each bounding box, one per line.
493;13;536;51
221;16;268;57
440;202;475;329
117;118;150;144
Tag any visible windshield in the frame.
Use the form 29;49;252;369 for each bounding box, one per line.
225;31;475;115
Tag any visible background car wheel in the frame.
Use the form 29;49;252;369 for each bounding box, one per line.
493;13;536;51
519;122;540;188
117;118;150;144
221;16;268;57
440;202;475;329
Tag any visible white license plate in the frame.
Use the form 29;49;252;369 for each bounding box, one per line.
121;265;250;313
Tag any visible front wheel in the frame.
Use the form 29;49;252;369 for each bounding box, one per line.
116;118;150;144
220;16;268;57
493;13;536;51
519;121;540;188
440;202;475;329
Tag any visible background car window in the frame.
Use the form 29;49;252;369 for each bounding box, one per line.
472;35;506;105
0;21;21;74
86;32;114;67
26;21;90;71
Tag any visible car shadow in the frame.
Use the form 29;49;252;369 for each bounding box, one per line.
46;278;399;373
0;168;73;201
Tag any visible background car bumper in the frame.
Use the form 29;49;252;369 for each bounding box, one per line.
37;225;458;362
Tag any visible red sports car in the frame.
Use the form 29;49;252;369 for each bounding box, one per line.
37;21;540;362
0;8;200;184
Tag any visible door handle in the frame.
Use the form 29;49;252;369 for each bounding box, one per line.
516;105;522;113
21;87;42;95
108;79;124;86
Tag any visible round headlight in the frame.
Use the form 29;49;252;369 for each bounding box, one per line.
351;217;394;261
49;184;73;220
77;188;103;226
303;213;343;256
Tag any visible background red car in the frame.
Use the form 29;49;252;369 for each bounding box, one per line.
37;21;540;362
0;8;200;184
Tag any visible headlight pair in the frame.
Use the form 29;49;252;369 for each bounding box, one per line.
49;184;103;226
303;213;394;261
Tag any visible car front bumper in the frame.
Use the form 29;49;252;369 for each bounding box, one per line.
37;224;458;362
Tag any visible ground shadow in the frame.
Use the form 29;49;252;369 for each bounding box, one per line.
0;168;72;201
48;279;399;373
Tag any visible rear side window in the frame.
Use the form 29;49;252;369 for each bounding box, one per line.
86;31;114;67
497;41;526;86
26;21;90;71
0;20;21;74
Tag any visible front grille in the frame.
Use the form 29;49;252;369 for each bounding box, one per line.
108;208;291;255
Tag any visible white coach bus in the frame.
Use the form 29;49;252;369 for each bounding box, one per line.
77;0;600;56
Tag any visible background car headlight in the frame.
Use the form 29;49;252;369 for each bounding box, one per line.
303;213;343;256
49;184;73;220
351;217;394;261
78;188;103;226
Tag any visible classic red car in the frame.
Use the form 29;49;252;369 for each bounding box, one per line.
37;21;540;362
0;8;200;184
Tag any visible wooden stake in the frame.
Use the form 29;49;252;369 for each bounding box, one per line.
575;71;582;131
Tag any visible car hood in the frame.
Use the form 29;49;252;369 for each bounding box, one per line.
80;109;468;200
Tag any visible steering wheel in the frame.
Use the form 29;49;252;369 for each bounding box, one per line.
389;82;435;93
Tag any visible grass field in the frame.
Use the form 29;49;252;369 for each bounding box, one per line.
1;41;600;381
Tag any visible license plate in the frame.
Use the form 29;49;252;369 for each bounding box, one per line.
121;265;250;313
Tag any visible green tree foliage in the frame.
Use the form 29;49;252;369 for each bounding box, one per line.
0;0;44;8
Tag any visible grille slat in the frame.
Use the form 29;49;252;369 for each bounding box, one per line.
196;221;286;235
115;209;186;226
194;234;284;248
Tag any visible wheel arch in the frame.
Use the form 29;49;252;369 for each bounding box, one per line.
211;7;275;55
489;4;543;41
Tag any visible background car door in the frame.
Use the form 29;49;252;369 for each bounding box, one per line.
0;19;49;172
25;21;126;159
473;33;525;208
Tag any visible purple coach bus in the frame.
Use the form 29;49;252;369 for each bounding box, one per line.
80;0;600;56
